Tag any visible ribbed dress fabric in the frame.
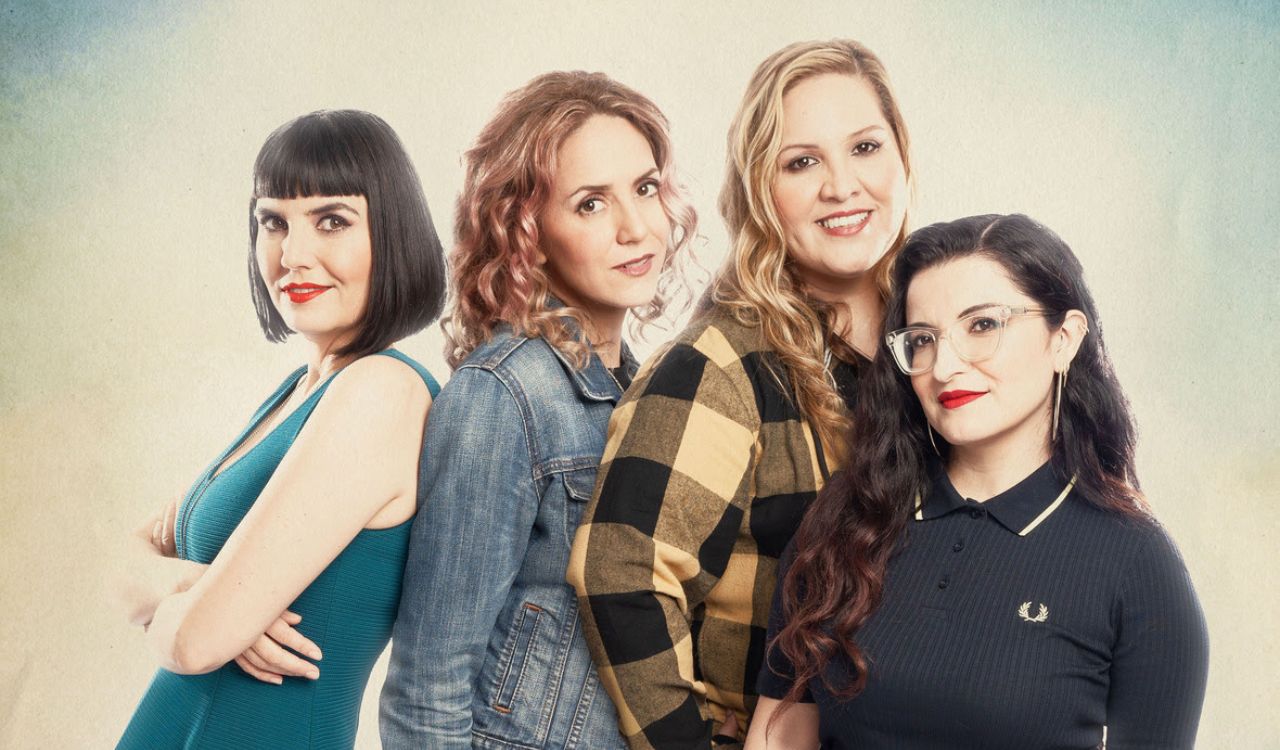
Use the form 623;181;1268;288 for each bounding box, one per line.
118;350;439;749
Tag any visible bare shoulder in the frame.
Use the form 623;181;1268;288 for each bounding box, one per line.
325;354;432;418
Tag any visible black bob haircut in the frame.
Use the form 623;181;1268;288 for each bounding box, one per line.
247;109;446;359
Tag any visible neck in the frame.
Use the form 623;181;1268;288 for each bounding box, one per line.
804;271;884;358
946;427;1053;502
581;312;625;368
299;336;359;394
547;284;627;368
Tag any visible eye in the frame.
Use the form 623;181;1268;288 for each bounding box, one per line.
577;196;605;215
784;155;819;172
317;214;350;232
966;316;1003;335
637;179;661;198
258;215;286;232
852;140;882;156
907;330;937;349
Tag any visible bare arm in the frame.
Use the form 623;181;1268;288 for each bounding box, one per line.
743;698;818;750
113;496;207;627
144;356;429;674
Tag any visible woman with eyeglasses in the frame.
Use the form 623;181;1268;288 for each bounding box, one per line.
747;214;1208;749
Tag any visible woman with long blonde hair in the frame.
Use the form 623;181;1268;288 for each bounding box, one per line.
569;39;912;748
380;70;696;749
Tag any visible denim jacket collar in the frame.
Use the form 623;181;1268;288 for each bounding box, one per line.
543;295;637;403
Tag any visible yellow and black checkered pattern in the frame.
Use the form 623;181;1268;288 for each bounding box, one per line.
568;304;856;750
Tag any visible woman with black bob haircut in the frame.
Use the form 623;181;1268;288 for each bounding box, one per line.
115;109;446;749
749;214;1209;748
248;109;446;354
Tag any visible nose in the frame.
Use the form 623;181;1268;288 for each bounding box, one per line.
930;336;967;382
615;195;651;245
279;229;315;270
818;158;862;202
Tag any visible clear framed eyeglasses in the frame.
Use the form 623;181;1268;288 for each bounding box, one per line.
885;304;1049;376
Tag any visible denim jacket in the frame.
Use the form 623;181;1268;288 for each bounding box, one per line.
381;324;633;750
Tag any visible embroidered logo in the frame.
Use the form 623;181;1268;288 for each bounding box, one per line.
1018;602;1049;623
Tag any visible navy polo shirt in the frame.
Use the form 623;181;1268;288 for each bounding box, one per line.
759;460;1209;749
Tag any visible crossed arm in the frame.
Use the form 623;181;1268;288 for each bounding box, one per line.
114;357;429;677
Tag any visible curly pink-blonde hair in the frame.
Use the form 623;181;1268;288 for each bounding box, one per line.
444;71;698;369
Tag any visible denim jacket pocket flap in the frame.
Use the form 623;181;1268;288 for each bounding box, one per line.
560;467;598;503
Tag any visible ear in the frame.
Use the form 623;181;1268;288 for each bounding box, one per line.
1053;309;1089;372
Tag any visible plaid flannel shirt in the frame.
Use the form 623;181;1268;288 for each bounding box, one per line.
567;303;857;750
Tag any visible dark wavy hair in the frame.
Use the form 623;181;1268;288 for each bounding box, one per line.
771;213;1151;705
247;109;447;359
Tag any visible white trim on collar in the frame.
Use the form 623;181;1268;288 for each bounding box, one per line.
1018;476;1077;537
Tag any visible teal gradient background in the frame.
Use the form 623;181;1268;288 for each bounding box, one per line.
2;2;1276;746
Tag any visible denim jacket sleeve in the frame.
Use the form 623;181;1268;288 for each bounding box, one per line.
380;364;540;750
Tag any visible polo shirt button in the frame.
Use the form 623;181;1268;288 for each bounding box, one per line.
969;508;983;519
952;541;964;552
937;578;949;590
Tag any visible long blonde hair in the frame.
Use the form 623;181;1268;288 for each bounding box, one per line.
445;71;698;369
714;39;913;463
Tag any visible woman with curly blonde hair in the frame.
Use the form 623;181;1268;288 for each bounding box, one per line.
380;70;696;750
569;39;912;748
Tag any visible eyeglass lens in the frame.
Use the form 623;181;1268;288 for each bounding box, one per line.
893;310;1008;373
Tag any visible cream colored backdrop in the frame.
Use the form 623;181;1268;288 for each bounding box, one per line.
2;2;1276;747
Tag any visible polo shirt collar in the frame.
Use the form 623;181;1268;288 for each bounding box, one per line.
916;459;1076;536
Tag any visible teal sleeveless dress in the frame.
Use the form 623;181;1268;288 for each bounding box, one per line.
118;350;440;749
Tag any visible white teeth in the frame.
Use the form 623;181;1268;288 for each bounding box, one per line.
818;211;869;229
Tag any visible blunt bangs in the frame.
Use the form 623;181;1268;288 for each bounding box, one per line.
252;114;368;200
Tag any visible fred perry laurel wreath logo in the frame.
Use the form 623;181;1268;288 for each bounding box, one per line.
1018;602;1049;623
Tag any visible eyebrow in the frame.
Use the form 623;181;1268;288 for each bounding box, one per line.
779;125;889;154
305;201;361;216
253;201;362;218
567;168;660;200
906;302;1001;328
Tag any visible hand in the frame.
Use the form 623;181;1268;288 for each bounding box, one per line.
715;711;740;742
233;610;323;685
149;496;179;557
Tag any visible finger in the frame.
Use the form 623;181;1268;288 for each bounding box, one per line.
240;644;279;674
280;610;302;626
718;712;740;738
234;655;282;685
151;520;163;550
252;636;319;679
160;500;177;555
267;618;322;660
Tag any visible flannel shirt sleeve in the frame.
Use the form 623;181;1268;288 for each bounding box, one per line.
568;326;760;750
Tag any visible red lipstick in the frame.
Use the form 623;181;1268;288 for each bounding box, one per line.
939;390;986;410
282;283;330;304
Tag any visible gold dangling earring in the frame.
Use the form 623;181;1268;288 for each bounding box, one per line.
928;423;941;456
1052;366;1068;442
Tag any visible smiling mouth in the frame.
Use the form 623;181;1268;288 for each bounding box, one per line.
281;284;330;303
613;254;654;276
939;391;986;409
817;210;871;231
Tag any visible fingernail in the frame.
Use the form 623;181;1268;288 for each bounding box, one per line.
273;677;283;685
310;649;323;660
306;669;319;680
